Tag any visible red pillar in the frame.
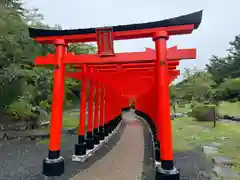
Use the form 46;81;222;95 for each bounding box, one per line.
93;82;104;141
100;85;105;127
74;64;87;156
85;68;95;149
104;86;112;134
98;84;106;137
87;79;95;134
94;82;100;130
153;31;176;173
43;39;67;176
103;87;110;136
110;89;119;129
99;83;105;140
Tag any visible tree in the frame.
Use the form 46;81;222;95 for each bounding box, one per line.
173;68;215;104
0;1;97;123
206;35;240;84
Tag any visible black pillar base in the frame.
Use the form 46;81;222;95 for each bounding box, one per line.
155;149;161;162
93;135;100;144
121;107;130;111
103;124;109;136
153;134;157;142
85;132;95;150
112;119;117;129
155;140;161;162
93;129;100;144
85;139;94;150
75;143;87;156
85;138;94;150
116;116;121;124
107;122;113;133
155;166;180;180
42;156;64;177
97;130;105;140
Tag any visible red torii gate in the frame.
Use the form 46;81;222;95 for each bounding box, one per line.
66;48;182;163
29;10;202;180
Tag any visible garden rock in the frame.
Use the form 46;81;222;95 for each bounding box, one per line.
170;112;187;120
222;115;233;120
5;132;18;140
67;127;77;135
222;115;240;122
40;121;50;127
0;132;5;140
61;128;77;135
232;116;240;122
170;114;175;120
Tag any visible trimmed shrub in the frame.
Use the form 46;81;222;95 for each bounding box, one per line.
190;104;219;121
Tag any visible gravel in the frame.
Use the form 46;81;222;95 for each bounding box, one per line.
0;112;213;180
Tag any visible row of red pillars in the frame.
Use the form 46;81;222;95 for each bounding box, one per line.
49;31;172;170
44;40;129;176
32;24;199;180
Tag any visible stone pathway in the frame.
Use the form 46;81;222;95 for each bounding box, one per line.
70;111;145;180
202;138;240;179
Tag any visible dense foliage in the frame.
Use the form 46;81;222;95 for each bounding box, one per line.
0;0;96;122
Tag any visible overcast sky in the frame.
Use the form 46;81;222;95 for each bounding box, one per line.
25;0;240;81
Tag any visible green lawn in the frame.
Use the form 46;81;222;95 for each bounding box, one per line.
218;101;240;116
62;109;80;128
38;108;80;144
172;101;240;174
40;109;80;131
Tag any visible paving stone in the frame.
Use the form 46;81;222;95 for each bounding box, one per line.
212;156;234;166
211;142;222;147
216;136;228;140
202;145;218;155
213;165;239;178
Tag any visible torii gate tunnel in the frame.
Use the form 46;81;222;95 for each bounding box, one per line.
29;10;203;179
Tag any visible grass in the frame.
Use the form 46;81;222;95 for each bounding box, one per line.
171;101;240;174
218;101;240;116
40;109;80;131
38;108;80;144
62;109;80;128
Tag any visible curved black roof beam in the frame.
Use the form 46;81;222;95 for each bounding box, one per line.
29;10;203;38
